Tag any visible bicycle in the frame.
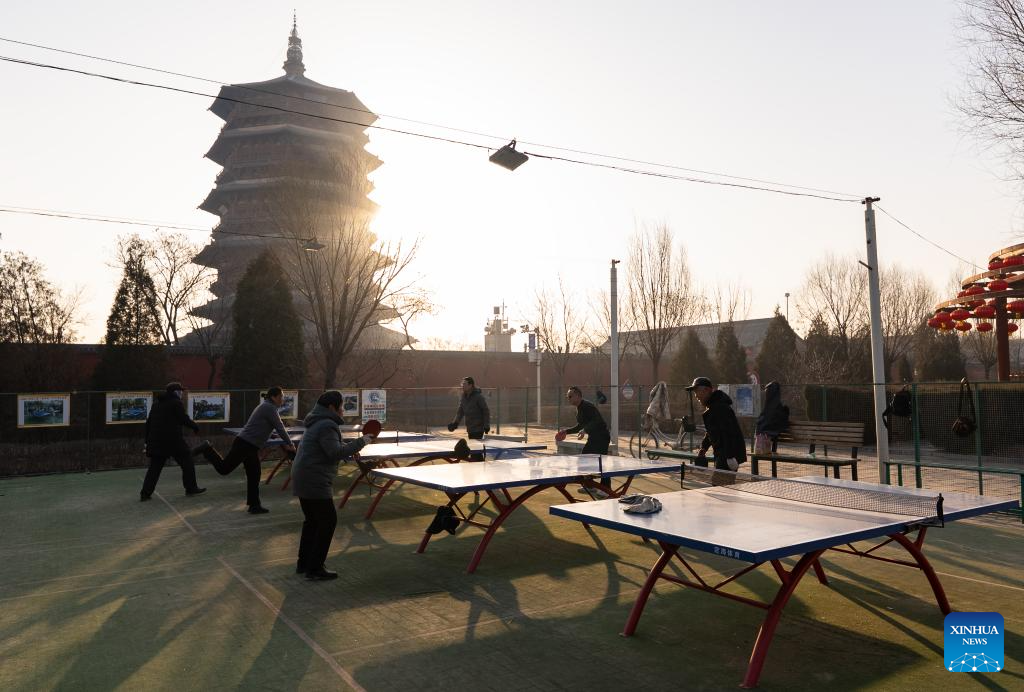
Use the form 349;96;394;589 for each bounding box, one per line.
628;382;704;458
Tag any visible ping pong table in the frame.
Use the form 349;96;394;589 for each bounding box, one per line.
343;438;548;517
548;468;1020;688
371;454;679;573
221;427;435;487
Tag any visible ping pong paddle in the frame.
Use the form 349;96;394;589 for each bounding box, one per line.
362;419;382;438
555;430;567;442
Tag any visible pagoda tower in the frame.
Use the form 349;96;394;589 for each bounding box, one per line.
192;19;383;341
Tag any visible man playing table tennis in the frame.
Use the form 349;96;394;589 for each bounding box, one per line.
447;376;490;439
559;385;611;454
687;376;747;471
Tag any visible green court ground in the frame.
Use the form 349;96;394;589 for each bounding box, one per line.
0;461;1021;691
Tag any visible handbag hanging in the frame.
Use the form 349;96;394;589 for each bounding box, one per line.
951;378;977;438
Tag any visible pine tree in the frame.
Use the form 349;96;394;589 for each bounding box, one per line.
714;321;748;384
93;238;167;388
223;250;306;388
669;329;715;384
754;308;798;384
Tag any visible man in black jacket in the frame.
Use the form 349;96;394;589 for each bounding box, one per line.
688;377;747;471
560;386;611;454
447;377;490;439
140;382;205;501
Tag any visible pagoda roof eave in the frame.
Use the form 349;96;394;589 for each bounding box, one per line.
210;75;377;124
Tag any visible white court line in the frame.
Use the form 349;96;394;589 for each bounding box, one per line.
935;570;1024;593
155;492;198;535
217;556;366;692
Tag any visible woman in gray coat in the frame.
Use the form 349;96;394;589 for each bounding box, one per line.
292;390;373;581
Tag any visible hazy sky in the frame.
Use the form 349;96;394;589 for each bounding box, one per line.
2;1;1021;349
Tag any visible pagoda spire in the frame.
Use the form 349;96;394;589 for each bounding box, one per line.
283;12;305;76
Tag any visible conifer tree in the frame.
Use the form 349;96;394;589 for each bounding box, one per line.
714;321;749;384
754;308;798;384
669;329;715;385
93;237;167;388
223;250;306;388
914;329;967;382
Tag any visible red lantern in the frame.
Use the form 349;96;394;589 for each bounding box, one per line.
966;285;987;296
927;317;940;329
957;290;967;298
1006;256;1024;266
989;259;1005;270
1009;323;1020;333
970;300;986;308
977;322;993;332
955;321;972;332
950;308;972;321
935;311;954;323
1009;299;1024;316
974;305;996;319
988;279;1009;292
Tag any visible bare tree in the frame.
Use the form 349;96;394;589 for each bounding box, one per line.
957;0;1024;185
0;251;82;344
114;233;214;346
626;223;704;383
963;329;999;378
532;276;591;385
184;280;231;389
709;282;751;324
796;254;868;350
586;286;638;364
878;265;937;370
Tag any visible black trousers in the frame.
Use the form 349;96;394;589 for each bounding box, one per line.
582;434;611;455
467;430;484;460
142;448;199;496
207;437;263;507
298;498;337;571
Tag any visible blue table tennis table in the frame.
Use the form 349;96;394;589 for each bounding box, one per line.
549;471;1019;688
371;454;679;573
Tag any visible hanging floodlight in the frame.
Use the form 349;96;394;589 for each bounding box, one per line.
302;237;325;252
489;139;529;171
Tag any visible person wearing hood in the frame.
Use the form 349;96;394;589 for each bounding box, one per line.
687;377;747;471
755;381;790;442
291;390;375;581
140;382;205;501
193;386;297;515
447;377;490;439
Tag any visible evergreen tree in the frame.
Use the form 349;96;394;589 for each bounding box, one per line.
754;308;798;384
93;238;167;388
669;329;715;384
914;328;966;382
801;314;845;383
223;250;306;388
714;321;748;384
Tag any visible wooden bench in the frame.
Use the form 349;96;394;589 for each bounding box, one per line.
753;421;863;480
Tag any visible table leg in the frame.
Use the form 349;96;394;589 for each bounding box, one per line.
621;541;680;636
889;529;950;614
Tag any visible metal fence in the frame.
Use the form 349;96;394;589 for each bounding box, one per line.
2;382;1022;488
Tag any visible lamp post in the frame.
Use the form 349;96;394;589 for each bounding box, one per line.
610;259;620;454
784;292;790;322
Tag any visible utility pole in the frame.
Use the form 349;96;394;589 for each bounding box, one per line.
610;259;620;454
863;197;890;480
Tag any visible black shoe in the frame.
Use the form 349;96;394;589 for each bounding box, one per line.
248;505;269;514
306;567;338;581
186;487;207;496
191;440;212;456
140;492;152;502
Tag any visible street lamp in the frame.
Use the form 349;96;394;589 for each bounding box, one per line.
303;237;325;252
489;140;529;171
784;292;790;322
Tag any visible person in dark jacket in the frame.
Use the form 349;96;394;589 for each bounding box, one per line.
447;377;490;439
291;390;375;581
755;381;790;441
688;377;747;471
194;386;297;514
140;382;205;501
560;386;611;454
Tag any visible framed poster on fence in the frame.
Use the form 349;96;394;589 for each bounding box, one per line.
188;392;231;423
341;390;360;418
279;390;299;419
105;391;152;424
17;393;71;428
361;389;386;423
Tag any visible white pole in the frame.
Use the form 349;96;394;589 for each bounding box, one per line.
863;197;890;480
610;259;620;455
536;333;543;426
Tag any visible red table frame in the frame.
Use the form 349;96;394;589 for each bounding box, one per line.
621;526;949;688
415;474;637;573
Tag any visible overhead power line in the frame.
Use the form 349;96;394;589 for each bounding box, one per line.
875;206;981;271
0;35;865;199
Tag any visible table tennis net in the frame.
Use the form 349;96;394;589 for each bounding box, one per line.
680;464;944;524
